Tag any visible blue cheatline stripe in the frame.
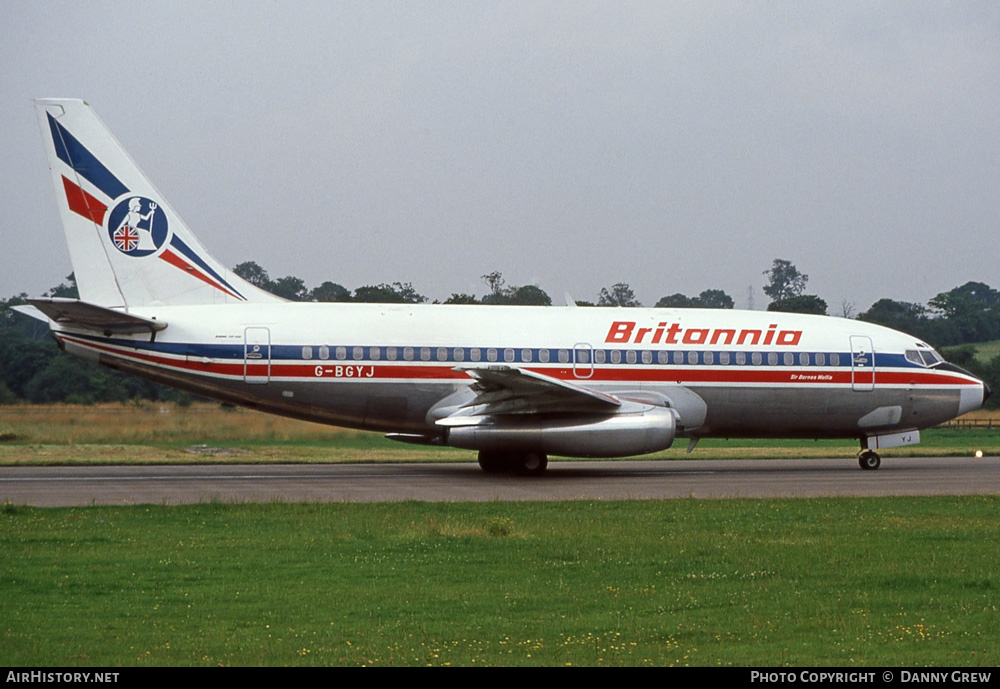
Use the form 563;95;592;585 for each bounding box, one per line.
63;332;924;370
47;113;128;200
168;236;245;300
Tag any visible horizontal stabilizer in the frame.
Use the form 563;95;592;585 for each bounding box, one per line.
23;297;167;334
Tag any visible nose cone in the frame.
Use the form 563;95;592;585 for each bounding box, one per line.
958;378;990;416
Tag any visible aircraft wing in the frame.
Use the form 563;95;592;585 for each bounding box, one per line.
435;365;621;425
19;298;167;335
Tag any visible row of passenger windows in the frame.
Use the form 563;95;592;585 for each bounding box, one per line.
299;345;845;367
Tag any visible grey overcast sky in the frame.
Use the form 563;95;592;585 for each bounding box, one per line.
2;1;997;311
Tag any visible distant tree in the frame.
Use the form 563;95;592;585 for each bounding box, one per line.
763;259;808;303
233;261;273;290
598;283;640;307
655;293;694;308
767;294;828;315
481;271;506;298
478;271;551;305
927;282;1000;344
695;289;734;309
858;298;937;342
655;289;733;309
353;282;426;304
444;293;479;305
859;299;928;325
507;285;552;306
44;273;78;299
310;281;352;302
271;275;309;301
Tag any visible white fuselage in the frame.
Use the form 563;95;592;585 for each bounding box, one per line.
52;303;986;449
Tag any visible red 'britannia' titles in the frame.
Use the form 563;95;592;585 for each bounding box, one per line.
606;321;803;346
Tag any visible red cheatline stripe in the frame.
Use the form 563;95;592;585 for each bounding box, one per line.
59;335;980;388
158;249;243;300
62;176;107;224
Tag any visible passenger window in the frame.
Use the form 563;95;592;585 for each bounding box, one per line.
539;349;550;363
454;348;465;362
720;351;730;365
784;352;794;366
610;350;622;364
626;350;637;364
687;351;698;365
577;350;590;364
319;345;330;360
558;349;569;363
437;347;448;361
420;348;431;361
353;346;364;360
336;346;347;360
799;352;809;366
470;348;481;362
487;348;498;362
673;351;684;365
767;352;777;366
302;346;312;360
704;351;714;365
815;352;825;366
752;352;762;365
657;351;668;364
370;347;380;361
830;353;840;366
504;348;514;362
736;352;746;365
386;347;397;361
403;347;414;361
594;350;606;364
642;350;652;364
521;348;532;363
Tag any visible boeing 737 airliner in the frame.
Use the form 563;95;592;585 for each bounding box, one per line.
17;99;989;474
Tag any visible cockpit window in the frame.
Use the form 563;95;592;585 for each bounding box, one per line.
906;348;943;367
920;349;942;367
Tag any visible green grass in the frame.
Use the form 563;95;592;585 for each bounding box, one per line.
1;403;997;466
2;498;999;666
971;340;1000;364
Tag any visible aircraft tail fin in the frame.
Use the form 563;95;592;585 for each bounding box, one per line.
35;99;279;307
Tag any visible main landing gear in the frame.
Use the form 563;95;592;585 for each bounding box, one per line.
478;450;549;476
858;450;881;471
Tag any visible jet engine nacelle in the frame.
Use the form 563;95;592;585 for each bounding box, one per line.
444;404;677;458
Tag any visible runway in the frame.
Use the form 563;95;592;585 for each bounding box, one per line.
1;456;998;506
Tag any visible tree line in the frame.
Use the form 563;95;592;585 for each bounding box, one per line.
1;259;998;405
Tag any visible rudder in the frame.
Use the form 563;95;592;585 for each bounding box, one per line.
35;99;278;307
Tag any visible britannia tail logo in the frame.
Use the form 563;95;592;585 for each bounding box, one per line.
106;196;169;256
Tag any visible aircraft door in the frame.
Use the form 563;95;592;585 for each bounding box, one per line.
244;327;271;384
850;335;874;392
573;343;594;379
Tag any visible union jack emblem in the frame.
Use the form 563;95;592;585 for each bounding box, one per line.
113;225;140;252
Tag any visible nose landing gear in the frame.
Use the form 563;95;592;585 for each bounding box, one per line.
858;450;881;470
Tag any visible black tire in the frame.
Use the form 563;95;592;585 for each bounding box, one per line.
478;450;508;474
859;451;881;471
514;452;548;476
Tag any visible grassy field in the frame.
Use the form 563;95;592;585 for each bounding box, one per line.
2;404;998;667
0;403;997;466
2;497;998;667
970;339;1000;363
